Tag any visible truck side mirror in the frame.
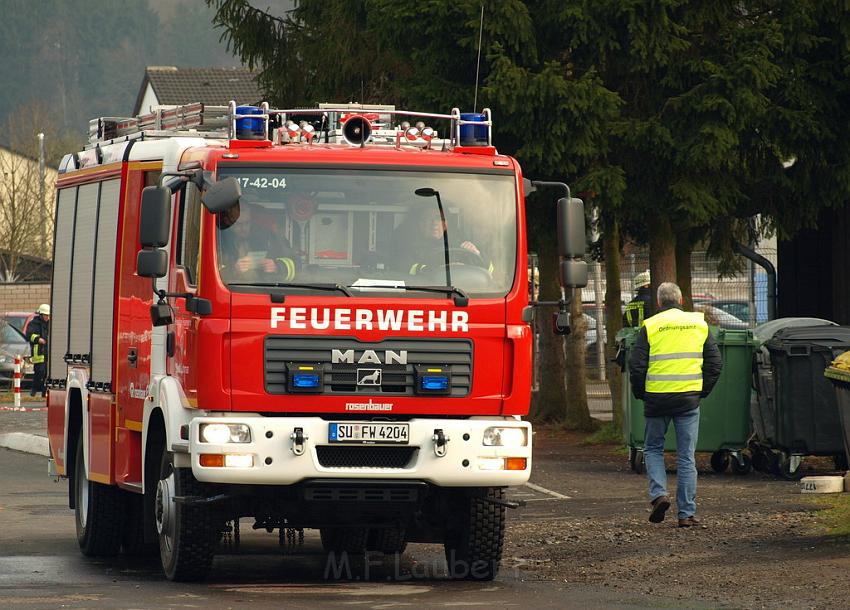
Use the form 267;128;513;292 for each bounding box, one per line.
140;186;172;247
137;249;168;278
560;259;588;289
201;176;242;213
557;197;586;258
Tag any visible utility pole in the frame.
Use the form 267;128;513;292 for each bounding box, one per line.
38;132;46;258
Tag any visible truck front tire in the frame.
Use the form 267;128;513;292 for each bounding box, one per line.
74;429;124;556
443;488;505;581
156;449;219;581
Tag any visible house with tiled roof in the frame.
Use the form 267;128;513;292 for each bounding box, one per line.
132;66;265;115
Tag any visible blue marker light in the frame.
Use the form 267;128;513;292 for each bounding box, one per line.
292;373;321;389
421;376;450;391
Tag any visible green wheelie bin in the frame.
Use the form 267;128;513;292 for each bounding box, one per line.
617;326;757;475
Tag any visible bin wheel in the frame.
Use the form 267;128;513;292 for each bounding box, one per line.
779;455;804;481
633;450;645;475
751;449;768;472
766;451;781;475
730;453;753;475
710;451;730;474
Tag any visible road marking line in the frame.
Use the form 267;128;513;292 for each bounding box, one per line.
524;482;571;500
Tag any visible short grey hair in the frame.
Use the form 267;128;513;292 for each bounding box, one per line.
657;282;682;306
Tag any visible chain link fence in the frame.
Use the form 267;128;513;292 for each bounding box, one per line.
583;248;777;381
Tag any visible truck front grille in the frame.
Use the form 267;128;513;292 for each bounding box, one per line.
316;445;418;469
264;336;472;396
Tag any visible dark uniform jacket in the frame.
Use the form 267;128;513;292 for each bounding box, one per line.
27;315;49;363
623;287;653;327
628;304;722;417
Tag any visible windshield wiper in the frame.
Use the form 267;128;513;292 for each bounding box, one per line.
228;282;353;298
349;283;469;307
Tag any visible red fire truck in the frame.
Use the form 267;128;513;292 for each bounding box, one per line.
46;102;587;581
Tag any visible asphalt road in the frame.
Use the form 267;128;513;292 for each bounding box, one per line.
0;447;702;610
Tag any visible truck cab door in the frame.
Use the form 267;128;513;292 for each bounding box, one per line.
167;183;202;404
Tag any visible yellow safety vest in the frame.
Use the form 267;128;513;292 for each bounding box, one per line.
643;307;708;394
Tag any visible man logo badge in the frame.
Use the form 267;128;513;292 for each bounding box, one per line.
357;368;382;386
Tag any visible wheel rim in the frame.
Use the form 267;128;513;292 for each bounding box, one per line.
155;469;175;556
76;467;89;529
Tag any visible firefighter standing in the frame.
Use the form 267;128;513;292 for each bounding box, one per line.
628;283;722;527
623;270;652;327
28;304;50;398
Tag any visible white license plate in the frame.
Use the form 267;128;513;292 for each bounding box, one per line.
328;422;409;444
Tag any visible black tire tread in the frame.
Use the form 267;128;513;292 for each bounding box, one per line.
445;487;505;581
321;527;368;554
75;431;124;556
370;527;407;555
160;456;219;581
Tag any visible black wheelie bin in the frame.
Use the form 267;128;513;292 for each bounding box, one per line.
761;325;850;479
750;318;836;474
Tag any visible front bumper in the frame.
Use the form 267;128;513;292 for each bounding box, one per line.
188;416;532;487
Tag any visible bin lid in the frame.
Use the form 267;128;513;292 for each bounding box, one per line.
765;325;850;351
825;350;850;383
753;317;836;343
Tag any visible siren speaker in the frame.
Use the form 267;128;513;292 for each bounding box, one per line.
342;115;372;145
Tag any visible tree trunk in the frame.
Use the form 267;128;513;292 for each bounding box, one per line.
565;288;594;431
603;216;624;432
531;297;568;422
529;217;569;422
676;238;694;310
649;215;677;302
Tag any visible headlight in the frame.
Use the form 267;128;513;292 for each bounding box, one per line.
199;423;252;444
482;427;527;447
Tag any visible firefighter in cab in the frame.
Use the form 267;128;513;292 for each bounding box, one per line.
390;206;487;275
28;304;49;397
624;270;652;327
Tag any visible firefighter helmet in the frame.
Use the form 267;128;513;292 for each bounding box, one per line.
37;303;50;316
633;270;651;290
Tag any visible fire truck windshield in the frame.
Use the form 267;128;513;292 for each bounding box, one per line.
215;167;518;298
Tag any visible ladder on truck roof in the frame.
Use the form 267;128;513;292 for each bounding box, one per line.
87;101;493;150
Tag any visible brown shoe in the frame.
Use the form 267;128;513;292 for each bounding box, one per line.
678;516;701;528
649;495;671;523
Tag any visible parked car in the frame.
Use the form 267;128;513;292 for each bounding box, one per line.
4;311;35;335
694;303;749;330
0;321;34;385
710;299;752;323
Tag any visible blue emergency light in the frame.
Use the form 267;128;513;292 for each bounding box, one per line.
235;105;265;139
460;112;488;146
292;372;321;389
420;375;450;391
287;363;323;392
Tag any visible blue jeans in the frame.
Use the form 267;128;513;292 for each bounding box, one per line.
644;408;700;519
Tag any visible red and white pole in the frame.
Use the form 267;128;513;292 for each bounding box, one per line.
14;355;21;408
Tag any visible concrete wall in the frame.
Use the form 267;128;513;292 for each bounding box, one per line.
0;283;50;313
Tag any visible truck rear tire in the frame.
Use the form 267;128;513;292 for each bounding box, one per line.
320;527;369;554
156;449;219;581
121;492;158;556
74;429;124;556
368;527;407;555
443;488;505;581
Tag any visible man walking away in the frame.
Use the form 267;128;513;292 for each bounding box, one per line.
628;282;722;527
28;304;50;398
623;270;652;327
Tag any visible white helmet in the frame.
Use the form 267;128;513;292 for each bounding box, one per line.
633;270;651;290
36;303;50;316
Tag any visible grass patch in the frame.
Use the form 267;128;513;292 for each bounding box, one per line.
582;422;623;446
0;391;43;403
805;493;850;537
